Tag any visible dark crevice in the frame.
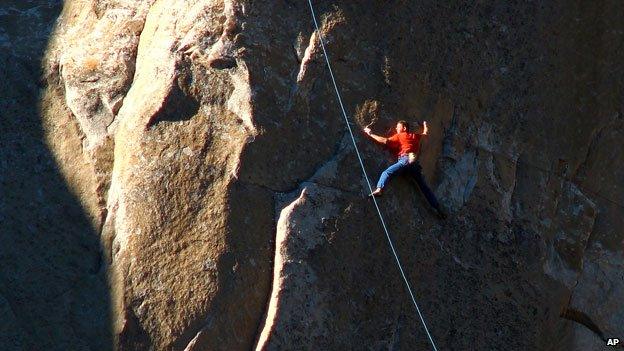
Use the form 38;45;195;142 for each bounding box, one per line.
292;44;301;64
560;308;605;341
145;76;200;128
250;192;278;351
117;308;152;350
209;55;238;69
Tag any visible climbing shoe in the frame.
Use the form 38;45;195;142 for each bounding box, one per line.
369;188;383;197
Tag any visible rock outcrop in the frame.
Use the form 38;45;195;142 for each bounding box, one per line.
1;0;622;350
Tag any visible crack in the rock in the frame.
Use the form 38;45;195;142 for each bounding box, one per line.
241;178;359;197
388;314;403;350
571;114;620;181
307;180;361;196
291;44;301;64
105;2;153;125
561;307;606;342
474;145;624;210
98;1;157;263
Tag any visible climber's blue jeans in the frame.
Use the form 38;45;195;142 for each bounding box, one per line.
376;156;441;210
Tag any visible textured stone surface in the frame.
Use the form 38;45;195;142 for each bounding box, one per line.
1;0;623;350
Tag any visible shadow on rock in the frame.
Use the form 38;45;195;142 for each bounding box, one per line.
0;1;113;350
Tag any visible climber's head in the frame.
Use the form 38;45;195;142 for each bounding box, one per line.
396;120;409;133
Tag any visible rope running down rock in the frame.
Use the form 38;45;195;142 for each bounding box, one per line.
306;1;439;350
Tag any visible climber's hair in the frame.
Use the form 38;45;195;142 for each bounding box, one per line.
397;120;409;131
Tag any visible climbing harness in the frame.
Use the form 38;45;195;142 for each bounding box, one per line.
306;1;439;350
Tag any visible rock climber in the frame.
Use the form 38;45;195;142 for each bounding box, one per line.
363;120;447;219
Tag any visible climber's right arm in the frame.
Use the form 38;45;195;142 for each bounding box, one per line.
364;127;388;144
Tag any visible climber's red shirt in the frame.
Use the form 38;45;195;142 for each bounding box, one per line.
387;132;422;157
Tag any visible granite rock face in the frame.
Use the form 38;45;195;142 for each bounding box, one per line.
1;0;623;350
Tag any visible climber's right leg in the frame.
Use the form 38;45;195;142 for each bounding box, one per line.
372;156;409;196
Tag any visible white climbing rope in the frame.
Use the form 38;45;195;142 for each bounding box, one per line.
306;1;439;350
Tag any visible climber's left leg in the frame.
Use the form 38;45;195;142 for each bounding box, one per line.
407;162;446;219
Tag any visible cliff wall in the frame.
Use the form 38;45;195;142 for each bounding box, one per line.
1;1;622;350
